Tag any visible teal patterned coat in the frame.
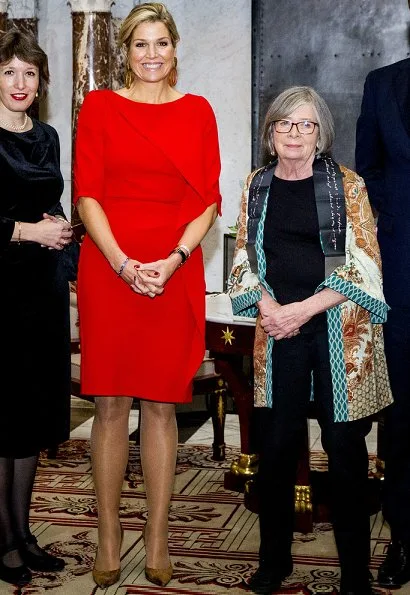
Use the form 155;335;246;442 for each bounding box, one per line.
227;163;393;421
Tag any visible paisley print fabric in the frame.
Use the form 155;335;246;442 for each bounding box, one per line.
227;163;392;421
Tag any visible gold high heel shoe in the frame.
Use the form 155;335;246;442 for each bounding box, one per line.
142;523;173;587
92;524;124;588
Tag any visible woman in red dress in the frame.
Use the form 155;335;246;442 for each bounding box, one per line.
74;2;221;589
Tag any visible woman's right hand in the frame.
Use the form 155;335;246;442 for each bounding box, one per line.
257;289;282;318
34;215;73;249
257;288;299;339
118;258;163;298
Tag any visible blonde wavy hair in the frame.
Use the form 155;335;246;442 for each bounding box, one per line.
118;3;180;88
118;2;180;49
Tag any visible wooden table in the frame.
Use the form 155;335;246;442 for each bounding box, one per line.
206;320;258;477
205;318;313;531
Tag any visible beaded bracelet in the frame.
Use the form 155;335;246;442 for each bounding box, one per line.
117;256;129;276
17;221;22;245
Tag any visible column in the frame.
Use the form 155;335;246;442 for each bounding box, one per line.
68;0;113;229
8;0;38;38
110;16;124;90
68;0;114;130
7;1;38;117
0;1;8;32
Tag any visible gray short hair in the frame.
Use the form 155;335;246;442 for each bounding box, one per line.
261;86;335;158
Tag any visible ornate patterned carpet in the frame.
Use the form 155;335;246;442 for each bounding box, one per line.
1;440;403;594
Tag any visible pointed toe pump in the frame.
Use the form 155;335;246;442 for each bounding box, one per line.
145;562;173;587
142;523;173;587
92;525;124;589
92;565;121;589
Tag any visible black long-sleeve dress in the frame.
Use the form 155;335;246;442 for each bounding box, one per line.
0;120;70;458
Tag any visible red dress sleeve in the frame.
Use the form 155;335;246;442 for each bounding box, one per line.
73;90;105;205
175;97;222;228
203;102;222;216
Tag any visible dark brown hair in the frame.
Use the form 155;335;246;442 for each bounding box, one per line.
0;29;50;99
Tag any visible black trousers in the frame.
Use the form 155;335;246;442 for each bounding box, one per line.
382;307;410;543
254;330;372;586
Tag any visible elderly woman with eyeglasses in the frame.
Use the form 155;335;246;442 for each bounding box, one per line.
228;86;392;595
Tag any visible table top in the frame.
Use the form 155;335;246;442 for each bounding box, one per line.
206;293;256;327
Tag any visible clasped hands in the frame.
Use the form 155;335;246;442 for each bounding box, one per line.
258;294;311;340
120;256;180;298
39;213;73;250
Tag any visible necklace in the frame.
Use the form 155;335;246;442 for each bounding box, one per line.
0;112;28;132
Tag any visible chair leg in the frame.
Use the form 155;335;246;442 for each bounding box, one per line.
376;412;385;477
209;378;227;461
134;398;141;446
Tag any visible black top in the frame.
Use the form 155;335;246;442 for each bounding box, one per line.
263;175;326;333
0;120;63;245
0;119;70;457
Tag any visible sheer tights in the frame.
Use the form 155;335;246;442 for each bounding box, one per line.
0;454;42;568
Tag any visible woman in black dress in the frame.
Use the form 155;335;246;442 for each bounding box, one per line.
0;29;72;586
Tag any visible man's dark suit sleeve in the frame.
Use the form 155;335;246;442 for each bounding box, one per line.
356;72;386;213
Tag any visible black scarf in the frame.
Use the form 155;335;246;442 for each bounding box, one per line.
247;155;346;278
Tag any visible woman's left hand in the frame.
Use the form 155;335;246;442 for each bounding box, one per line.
260;301;310;340
133;254;181;296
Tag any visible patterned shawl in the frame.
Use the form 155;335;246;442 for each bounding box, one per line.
227;157;392;421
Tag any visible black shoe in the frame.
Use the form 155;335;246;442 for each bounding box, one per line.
340;588;376;595
0;554;32;586
19;535;65;572
377;540;410;588
340;570;377;594
247;561;293;594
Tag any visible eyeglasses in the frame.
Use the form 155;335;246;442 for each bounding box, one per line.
273;120;318;134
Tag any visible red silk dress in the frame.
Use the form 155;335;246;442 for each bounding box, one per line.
73;90;221;402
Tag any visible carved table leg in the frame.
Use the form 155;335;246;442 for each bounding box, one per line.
209;378;227;461
212;356;259;491
294;421;313;533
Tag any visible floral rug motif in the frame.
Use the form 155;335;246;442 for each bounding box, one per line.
0;440;399;594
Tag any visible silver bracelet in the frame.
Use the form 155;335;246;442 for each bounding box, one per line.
117;256;129;276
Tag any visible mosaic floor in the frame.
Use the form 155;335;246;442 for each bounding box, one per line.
0;423;405;595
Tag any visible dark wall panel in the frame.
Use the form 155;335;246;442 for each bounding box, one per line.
252;0;410;168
